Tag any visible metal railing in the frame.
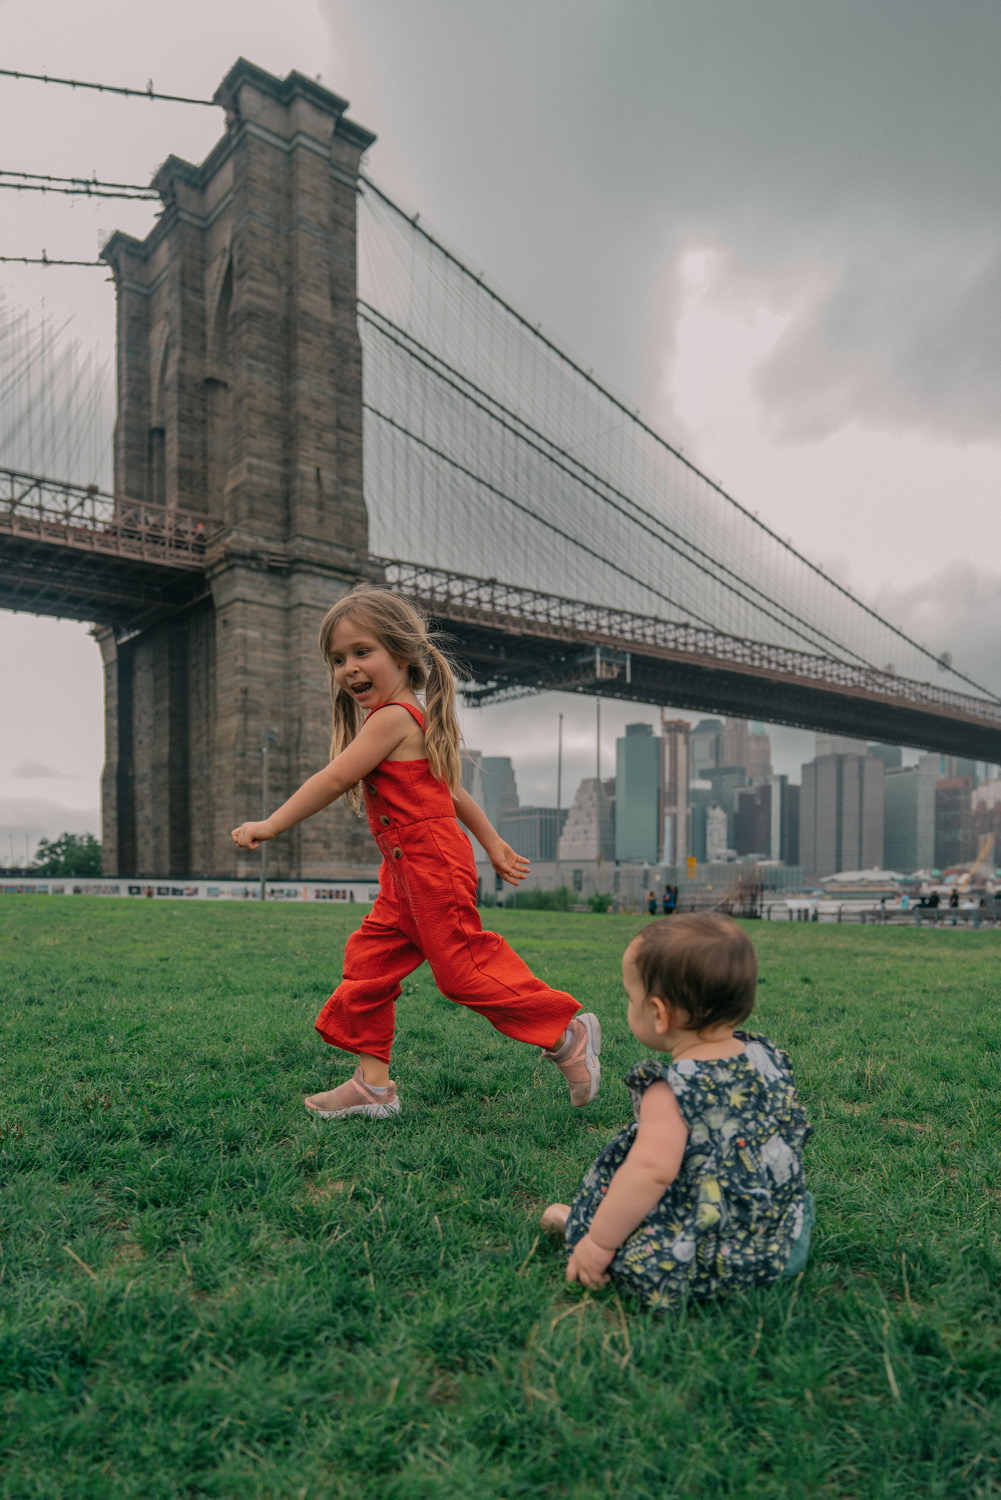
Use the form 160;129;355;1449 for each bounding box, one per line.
378;558;1001;726
758;899;1001;926
0;467;219;568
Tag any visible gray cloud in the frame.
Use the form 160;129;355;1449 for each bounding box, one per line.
11;760;80;780
330;0;1001;442
874;564;1001;698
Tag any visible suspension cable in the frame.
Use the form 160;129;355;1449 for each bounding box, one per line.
0;183;155;200
359;303;881;672
0;169;156;199
0;66;216;106
361;175;998;702
365;402;725;634
0;254;105;266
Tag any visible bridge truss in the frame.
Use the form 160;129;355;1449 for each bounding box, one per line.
0;467;214;629
377;559;1001;762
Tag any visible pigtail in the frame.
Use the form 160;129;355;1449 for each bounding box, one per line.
421;643;462;793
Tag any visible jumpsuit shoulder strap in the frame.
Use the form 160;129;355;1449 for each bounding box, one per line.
366;700;426;730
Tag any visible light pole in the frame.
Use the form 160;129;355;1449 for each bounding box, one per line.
596;697;601;782
555;711;564;890
596;697;603;897
259;727;278;903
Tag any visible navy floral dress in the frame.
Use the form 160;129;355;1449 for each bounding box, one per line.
564;1031;812;1310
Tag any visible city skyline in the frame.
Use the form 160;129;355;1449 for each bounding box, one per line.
461;719;1001;884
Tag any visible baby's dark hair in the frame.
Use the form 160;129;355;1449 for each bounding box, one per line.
632;913;756;1030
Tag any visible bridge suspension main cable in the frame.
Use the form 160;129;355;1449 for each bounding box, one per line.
0;169;157;200
359;301;891;673
0;66;216;107
357;176;999;702
0;255;104;266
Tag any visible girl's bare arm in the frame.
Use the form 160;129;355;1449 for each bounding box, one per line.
566;1081;688;1290
231;707;415;848
451;786;530;885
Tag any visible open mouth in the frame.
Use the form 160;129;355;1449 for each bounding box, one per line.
349;680;374;697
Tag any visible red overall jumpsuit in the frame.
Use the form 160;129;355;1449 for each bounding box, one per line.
314;703;580;1063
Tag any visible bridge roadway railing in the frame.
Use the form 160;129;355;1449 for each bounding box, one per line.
376;557;1001;732
0;467;217;569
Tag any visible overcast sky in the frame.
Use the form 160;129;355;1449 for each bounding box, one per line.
2;0;1000;849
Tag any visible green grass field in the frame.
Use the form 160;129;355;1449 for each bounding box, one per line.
1;900;999;1499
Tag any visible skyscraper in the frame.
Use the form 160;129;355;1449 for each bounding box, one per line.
690;719;723;779
883;763;936;872
615;723;660;863
558;777;615;861
733;776;800;863
733;784;771;858
706;804;730;862
496;807;567;862
688;783;715;862
721;719;750;771
973;780;1001;865
480;757;519;827
660;717;690;866
461;748;486;806
800;753;884;876
868;743;903;772
815;733;869;758
934;779;975;868
747;722;773;779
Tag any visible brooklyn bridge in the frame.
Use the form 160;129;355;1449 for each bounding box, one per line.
2;59;1000;879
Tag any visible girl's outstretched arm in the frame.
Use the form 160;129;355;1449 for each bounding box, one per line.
452;786;530;885
566;1081;688;1290
231;706;416;849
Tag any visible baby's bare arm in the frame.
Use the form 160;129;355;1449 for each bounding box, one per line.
566;1082;688;1289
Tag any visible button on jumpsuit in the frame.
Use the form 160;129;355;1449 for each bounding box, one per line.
314;703;580;1064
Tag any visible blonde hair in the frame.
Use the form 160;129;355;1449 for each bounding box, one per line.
318;585;462;813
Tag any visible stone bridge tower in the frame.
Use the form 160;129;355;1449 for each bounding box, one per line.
99;60;380;880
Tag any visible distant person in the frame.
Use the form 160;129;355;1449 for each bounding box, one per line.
232;586;600;1118
900;893;909;912
662;885;677;916
540;914;813;1310
647;890;659;916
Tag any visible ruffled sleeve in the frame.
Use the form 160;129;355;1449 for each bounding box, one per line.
624;1058;678;1121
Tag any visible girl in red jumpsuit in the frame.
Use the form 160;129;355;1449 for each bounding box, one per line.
232;585;601;1120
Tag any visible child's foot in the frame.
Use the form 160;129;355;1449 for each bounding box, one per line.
541;1203;570;1235
304;1066;400;1120
543;1012;601;1106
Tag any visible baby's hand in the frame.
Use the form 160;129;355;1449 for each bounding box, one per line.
488;841;531;886
566;1232;615;1290
231;821;275;850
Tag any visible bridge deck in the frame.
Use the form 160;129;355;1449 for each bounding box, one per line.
377;560;1001;762
0;469;215;629
3;465;999;760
